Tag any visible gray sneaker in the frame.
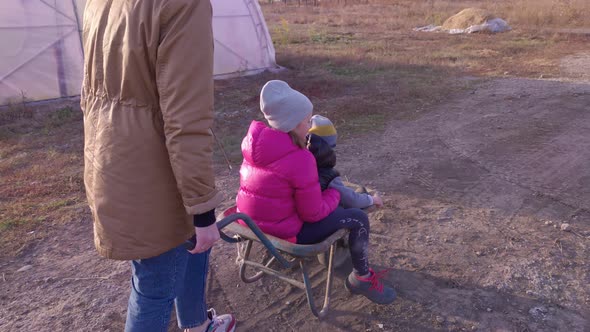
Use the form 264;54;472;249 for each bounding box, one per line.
345;269;397;304
205;308;236;332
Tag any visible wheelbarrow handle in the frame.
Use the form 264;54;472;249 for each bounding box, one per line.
183;218;238;250
184;213;293;269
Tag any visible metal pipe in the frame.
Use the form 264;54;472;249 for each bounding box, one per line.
242;260;305;289
217;213;293;268
239;240;266;283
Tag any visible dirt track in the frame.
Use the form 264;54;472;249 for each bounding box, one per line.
211;77;590;331
1;73;590;331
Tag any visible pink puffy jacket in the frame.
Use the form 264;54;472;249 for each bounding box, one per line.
236;121;341;240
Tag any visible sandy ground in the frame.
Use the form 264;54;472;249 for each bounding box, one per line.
2;66;590;330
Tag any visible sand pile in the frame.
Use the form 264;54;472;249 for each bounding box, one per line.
415;7;510;34
442;8;496;30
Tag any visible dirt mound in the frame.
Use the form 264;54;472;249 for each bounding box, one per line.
442;8;496;30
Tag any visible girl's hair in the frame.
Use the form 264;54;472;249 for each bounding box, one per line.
288;131;306;149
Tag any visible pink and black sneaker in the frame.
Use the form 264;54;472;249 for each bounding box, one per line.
345;268;397;304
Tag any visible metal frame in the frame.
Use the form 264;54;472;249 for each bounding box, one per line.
215;207;348;319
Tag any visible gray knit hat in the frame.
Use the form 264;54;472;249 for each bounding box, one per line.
260;80;313;132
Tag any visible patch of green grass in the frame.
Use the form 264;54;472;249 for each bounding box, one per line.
0;218;21;232
43;199;75;212
213;133;244;165
0;95;33;125
338;112;388;135
273;17;292;45
0;151;30;174
1;105;81;142
361;38;402;58
46;148;60;159
324;61;386;79
308;28;354;44
498;36;551;55
428;49;463;62
505;36;548;47
65;171;85;193
47;107;77;128
0;126;17;140
0;216;41;233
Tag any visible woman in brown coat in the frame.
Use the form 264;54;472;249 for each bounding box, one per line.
81;0;235;331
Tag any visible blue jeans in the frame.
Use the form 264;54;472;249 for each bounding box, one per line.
125;244;210;332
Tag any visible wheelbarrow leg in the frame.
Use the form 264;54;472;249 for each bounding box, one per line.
300;243;336;319
238;240;266;283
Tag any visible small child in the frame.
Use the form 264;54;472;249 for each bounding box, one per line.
236;80;396;304
307;115;383;209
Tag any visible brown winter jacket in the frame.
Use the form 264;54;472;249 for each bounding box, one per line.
81;0;223;260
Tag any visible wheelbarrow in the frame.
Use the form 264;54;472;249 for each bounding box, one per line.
207;206;350;319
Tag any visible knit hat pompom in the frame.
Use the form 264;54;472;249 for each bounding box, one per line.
260;80;313;133
308;115;337;147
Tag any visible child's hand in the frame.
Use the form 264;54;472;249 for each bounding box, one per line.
372;194;384;208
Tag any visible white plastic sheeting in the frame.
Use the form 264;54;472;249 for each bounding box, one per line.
0;0;85;105
449;18;510;34
0;0;278;105
212;0;277;79
414;18;511;34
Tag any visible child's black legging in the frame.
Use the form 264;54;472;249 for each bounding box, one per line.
296;207;370;276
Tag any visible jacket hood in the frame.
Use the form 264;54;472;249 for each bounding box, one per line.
306;133;336;169
242;121;299;167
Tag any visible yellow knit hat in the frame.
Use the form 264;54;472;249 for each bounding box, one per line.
308;115;337;147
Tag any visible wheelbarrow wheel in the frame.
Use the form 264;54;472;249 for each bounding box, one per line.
317;239;350;268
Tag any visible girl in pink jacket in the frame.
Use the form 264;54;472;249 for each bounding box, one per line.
236;80;396;304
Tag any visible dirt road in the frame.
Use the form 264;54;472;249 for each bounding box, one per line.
1;76;589;331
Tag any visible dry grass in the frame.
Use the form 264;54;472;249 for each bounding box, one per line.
264;2;589;75
500;0;590;28
278;0;590;29
0;103;86;257
213;0;589;172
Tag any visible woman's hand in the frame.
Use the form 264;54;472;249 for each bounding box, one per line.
188;224;220;254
